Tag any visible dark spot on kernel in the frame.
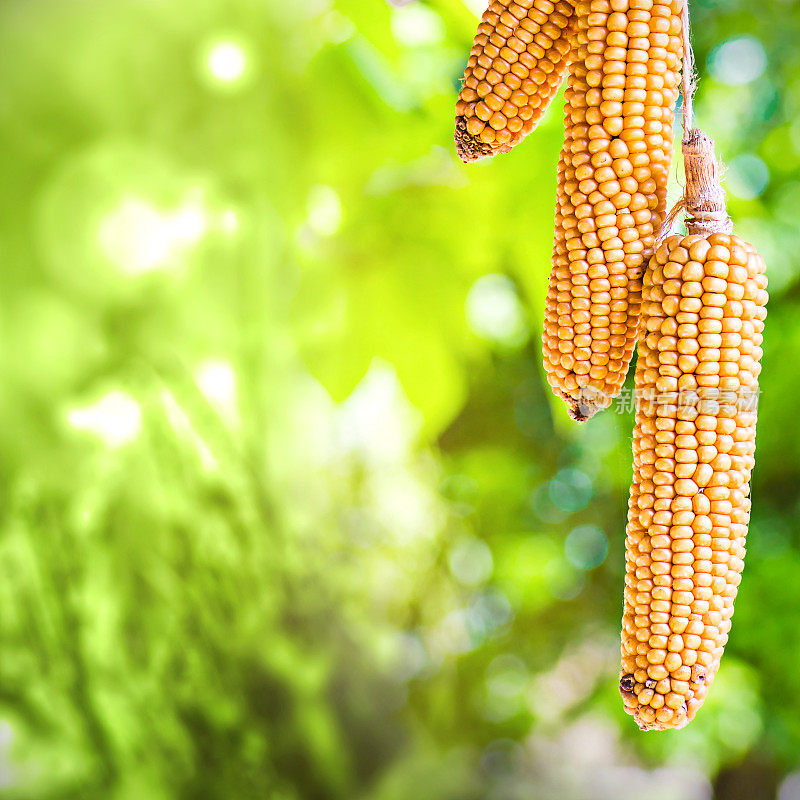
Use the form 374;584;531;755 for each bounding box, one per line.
691;665;706;684
644;678;656;689
620;674;636;693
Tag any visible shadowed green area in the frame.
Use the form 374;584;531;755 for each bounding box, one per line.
0;0;798;797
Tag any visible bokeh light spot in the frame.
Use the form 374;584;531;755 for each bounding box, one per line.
172;203;206;243
195;359;238;423
486;654;528;698
727;153;770;200
449;537;494;587
564;525;609;570
207;41;248;84
548;468;593;513
220;209;240;235
306;185;343;237
67;391;142;448
430;610;474;657
708;36;767;85
391;632;428;681
320;10;356;45
390;4;445;47
98;198;172;274
337;361;421;463
98;193;207;275
530;482;568;523
483;656;527;720
465;274;528;346
468;589;512;634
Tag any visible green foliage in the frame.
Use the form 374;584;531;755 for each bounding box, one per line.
0;0;798;797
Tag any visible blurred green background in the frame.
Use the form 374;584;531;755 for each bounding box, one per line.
0;0;798;797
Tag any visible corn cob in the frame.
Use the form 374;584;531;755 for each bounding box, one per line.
455;0;576;162
542;0;683;421
619;131;768;730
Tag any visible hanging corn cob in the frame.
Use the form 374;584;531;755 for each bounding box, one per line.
455;0;577;162
619;130;768;730
542;0;683;421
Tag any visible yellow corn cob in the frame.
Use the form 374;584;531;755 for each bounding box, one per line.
542;0;683;421
619;131;768;730
455;0;576;162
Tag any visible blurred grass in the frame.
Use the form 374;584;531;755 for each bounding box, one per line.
0;0;799;798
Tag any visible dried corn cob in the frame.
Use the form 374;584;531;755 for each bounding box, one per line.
619;131;768;730
542;0;683;421
455;0;576;162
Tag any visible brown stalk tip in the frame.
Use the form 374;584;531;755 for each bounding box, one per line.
565;387;607;423
567;402;591;423
454;116;493;163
